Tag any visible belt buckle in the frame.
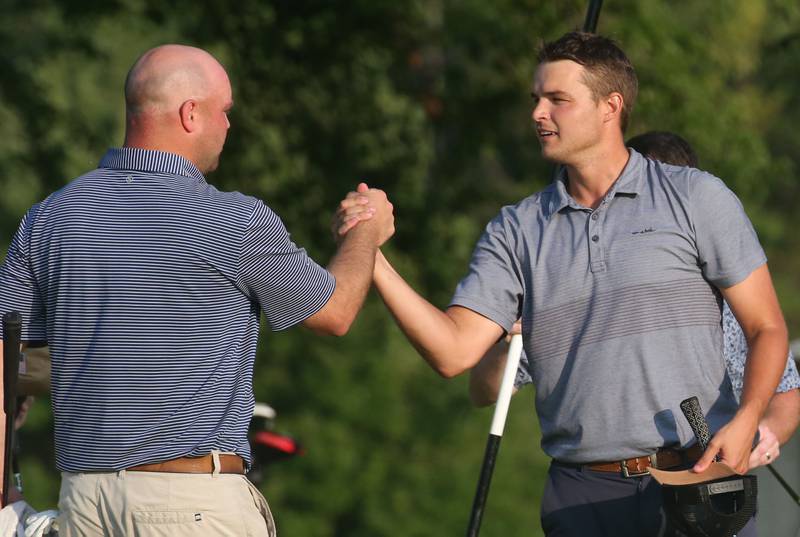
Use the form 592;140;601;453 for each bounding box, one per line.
620;454;655;478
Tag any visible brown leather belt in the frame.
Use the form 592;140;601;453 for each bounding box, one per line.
128;454;245;474
584;445;704;477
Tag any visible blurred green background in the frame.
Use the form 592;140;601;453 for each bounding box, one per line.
3;1;800;535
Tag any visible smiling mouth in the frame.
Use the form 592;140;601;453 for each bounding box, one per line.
537;129;557;138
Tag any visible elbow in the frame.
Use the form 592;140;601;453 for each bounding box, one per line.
435;363;469;379
325;317;354;337
304;313;355;337
427;351;476;379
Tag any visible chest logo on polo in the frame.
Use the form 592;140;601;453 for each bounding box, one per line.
631;227;656;235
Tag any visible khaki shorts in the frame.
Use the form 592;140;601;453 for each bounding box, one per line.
57;466;276;536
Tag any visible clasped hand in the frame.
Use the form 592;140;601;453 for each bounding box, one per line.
332;182;394;245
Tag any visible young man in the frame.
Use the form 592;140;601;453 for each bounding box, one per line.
0;45;394;535
471;131;800;472
339;33;788;536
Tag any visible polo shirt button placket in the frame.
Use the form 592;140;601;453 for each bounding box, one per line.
589;209;606;273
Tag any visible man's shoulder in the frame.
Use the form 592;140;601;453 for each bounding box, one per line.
644;158;727;196
492;185;556;226
37;169;268;233
193;182;260;211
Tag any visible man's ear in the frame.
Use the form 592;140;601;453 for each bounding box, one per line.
604;92;624;125
179;100;199;133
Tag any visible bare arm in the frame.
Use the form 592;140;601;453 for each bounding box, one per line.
469;321;522;406
747;388;800;469
695;264;789;474
334;186;506;377
302;186;394;336
373;250;504;378
761;388;800;445
470;342;513;406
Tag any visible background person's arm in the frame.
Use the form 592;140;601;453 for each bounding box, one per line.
761;388;800;445
469;321;522;406
748;388;800;469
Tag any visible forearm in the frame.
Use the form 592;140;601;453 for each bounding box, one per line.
760;389;800;445
373;250;499;378
304;225;379;336
738;327;789;423
469;342;509;406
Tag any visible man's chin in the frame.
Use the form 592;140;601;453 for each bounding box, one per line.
539;147;563;164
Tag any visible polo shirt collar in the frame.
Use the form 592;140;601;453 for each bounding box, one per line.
548;148;645;213
99;147;207;183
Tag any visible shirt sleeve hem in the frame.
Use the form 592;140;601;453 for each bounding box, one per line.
448;295;516;333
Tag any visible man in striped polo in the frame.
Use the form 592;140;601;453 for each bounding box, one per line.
338;32;789;536
0;44;394;535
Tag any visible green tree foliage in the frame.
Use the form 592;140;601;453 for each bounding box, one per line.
2;1;799;535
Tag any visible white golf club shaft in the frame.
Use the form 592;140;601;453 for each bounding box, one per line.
490;334;523;436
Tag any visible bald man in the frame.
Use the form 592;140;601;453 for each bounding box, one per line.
0;45;393;536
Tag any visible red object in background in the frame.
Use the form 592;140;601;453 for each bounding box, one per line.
252;430;304;457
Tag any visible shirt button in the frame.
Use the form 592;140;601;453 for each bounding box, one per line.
591;213;599;220
591;235;599;242
126;175;133;184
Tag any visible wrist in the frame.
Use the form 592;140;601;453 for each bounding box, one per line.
732;403;762;430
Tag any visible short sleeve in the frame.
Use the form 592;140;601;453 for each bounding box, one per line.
777;352;800;393
449;210;524;331
237;202;335;331
690;172;766;288
722;302;747;398
0;206;47;340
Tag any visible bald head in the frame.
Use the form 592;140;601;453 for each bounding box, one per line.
126;45;222;116
123;45;233;174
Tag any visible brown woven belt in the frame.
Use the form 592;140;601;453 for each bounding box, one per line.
585;444;704;477
127;454;245;474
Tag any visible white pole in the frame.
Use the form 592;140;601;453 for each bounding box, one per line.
489;334;523;436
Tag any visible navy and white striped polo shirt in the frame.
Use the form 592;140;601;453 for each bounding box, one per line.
0;148;335;472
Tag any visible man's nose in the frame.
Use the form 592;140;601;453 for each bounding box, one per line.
532;100;548;123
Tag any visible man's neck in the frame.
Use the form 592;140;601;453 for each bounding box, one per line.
563;142;631;209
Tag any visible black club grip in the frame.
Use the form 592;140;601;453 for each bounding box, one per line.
680;396;711;451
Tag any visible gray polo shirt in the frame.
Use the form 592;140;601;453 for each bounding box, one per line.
451;149;766;463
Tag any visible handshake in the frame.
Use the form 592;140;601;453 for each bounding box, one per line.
331;182;395;246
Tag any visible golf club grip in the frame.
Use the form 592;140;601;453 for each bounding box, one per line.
3;312;22;415
680;396;711;451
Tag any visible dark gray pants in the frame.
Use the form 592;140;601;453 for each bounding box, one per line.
541;461;757;537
